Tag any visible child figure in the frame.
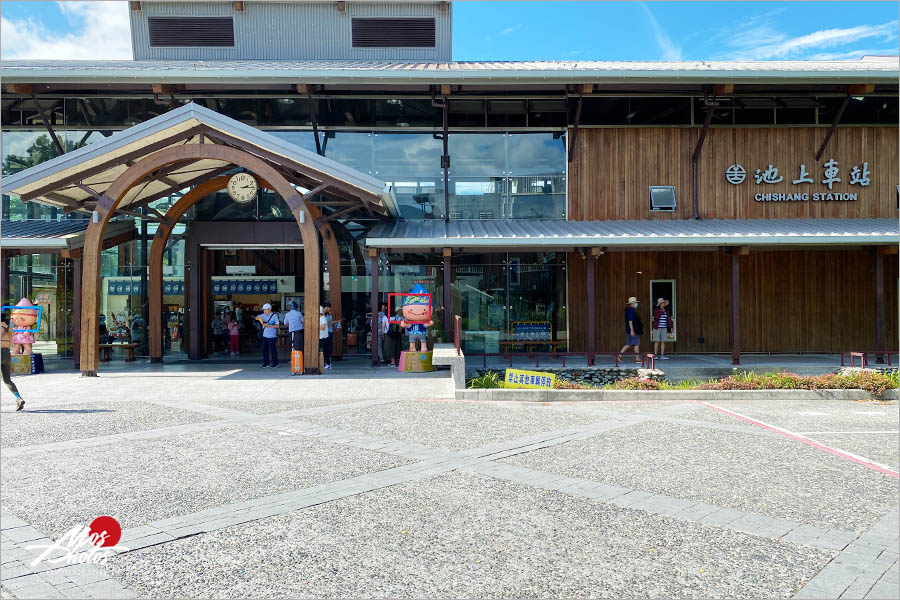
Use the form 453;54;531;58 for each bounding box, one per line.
9;298;40;355
400;284;433;352
228;317;240;356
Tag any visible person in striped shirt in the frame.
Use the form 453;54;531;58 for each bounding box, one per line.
651;298;674;360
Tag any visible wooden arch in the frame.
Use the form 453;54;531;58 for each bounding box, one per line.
80;144;323;375
147;175;344;361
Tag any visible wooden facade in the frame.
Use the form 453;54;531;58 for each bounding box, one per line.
568;127;899;221
568;249;898;354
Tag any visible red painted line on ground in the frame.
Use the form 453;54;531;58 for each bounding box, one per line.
699;401;899;478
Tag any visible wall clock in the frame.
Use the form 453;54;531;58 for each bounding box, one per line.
227;173;258;203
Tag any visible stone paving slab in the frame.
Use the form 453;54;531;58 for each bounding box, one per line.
1;424;408;538
102;471;834;599
502;420;899;533
0;400;214;449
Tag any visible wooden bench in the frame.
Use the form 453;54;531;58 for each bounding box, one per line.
500;340;566;355
99;343;138;362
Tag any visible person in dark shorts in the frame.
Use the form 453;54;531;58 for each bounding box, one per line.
1;320;25;411
618;296;643;364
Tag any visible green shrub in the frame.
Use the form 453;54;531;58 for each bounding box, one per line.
605;377;662;390
553;378;596;390
467;372;503;389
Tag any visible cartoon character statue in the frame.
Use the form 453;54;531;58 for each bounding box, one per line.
10;298;40;355
400;284;433;352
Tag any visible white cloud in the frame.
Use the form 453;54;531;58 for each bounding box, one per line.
712;14;899;60
807;47;900;61
1;1;131;60
499;24;522;36
638;2;682;61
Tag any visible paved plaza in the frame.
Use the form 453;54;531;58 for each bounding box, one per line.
0;360;898;599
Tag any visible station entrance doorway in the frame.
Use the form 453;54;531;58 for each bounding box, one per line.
199;244;305;362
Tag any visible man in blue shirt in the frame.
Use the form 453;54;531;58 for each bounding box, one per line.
285;301;304;353
257;303;280;368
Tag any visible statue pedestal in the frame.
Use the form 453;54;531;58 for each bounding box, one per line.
399;351;434;372
9;354;32;375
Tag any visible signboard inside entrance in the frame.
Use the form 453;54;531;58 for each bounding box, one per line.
226;265;257;275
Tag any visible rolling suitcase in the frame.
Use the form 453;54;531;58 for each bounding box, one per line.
291;350;304;375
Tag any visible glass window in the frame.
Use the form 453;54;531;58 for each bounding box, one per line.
576;97;629;125
65;98;128;127
258;98;311;127
321;131;373;174
270;130;320;154
448;100;485;127
627;98;692;125
374;99;440;128
374;133;443;220
449;133;506;177
448;177;505;220
819;95;900;125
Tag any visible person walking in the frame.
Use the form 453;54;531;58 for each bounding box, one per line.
323;303;334;367
618;296;643;364
221;310;233;353
257;303;280;368
318;306;331;370
285;301;304;354
211;311;225;354
652;298;674;360
384;307;403;366
377;303;389;365
227;315;240;356
1;320;25;411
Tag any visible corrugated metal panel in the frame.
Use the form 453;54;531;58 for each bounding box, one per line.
131;1;450;62
5;58;895;85
364;218;900;248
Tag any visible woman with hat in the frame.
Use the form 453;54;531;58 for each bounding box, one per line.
618;296;643;364
652;298;674;360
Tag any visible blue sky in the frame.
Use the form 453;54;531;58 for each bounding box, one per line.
1;1;897;61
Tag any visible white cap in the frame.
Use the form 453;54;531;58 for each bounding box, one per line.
262;303;272;310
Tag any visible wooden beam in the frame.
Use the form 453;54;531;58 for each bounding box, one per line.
586;252;596;361
735;246;750;255
875;250;885;355
151;84;181;95
4;84;33;94
731;250;741;365
21;125;206;201
336;1;345;12
320;204;361;223
440;1;449;13
877;245;898;255
233;1;245;11
60;248;83;259
129;1;141;10
440;84;452;96
590;247;603;256
579;83;594;95
849;84;875;95
713;83;734;96
295;83;311;95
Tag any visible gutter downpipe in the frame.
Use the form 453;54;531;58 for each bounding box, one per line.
431;88;450;223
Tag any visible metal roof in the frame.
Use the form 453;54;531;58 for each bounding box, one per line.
1;219;136;250
365;218;900;248
2;58;896;85
0;102;394;216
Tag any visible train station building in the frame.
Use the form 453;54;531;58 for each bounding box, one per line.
1;0;897;375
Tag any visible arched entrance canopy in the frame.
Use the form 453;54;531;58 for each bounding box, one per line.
1;102;394;375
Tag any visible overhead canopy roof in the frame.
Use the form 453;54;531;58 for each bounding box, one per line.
1;59;897;85
0;102;395;218
0;219;136;251
366;218;900;249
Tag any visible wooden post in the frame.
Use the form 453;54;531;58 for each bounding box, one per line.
586;249;598;361
370;248;379;366
73;257;82;368
443;248;452;336
730;250;742;365
140;219;149;357
875;249;885;361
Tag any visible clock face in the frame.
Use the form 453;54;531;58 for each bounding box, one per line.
227;173;258;203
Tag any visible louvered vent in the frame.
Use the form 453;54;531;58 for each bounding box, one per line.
352;18;435;48
148;17;235;47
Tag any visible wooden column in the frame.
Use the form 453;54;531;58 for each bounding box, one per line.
730;248;747;365
322;225;343;360
874;248;886;360
442;248;452;336
73;256;82;368
187;238;204;361
139;219;149;357
369;247;379;366
586;249;600;363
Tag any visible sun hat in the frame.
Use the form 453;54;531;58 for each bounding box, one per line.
262;303;272;310
657;297;666;306
626;296;638;305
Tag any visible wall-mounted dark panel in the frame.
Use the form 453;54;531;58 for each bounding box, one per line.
352;18;435;48
148;17;234;47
